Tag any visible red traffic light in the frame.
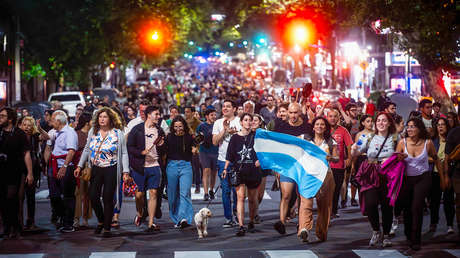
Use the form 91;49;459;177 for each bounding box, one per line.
109;62;115;69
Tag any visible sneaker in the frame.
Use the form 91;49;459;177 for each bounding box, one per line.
248;222;255;233
390;219;398;236
428;224;437;233
382;235;392;247
350;199;358;206
94;224;103;234
203;194;209;201
209;190;215;200
179;219;190;229
73;218;80;229
195;187;200;194
447;226;455;234
369;231;382;246
274;220;286;235
236;226;246;236
60;226;75;233
299;228;309;243
223;219;236;228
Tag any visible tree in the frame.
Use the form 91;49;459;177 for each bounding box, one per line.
345;0;459;106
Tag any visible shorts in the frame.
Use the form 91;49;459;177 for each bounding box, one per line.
280;174;296;183
238;170;262;189
199;152;217;171
131;166;162;192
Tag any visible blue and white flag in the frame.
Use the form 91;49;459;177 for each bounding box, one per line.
254;129;329;199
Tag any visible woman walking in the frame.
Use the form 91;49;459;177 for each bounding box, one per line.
396;118;440;251
74;107;129;237
429;117;455;234
352;112;400;247
252;114;268;223
350;115;374;207
223;113;261;236
165;116;195;228
73;112;93;228
18;116;50;230
298;117;338;242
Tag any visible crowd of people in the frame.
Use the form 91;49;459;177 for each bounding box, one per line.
1;62;460;253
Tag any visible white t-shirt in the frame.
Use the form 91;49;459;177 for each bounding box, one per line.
422;117;433;129
212;116;242;161
308;139;337;155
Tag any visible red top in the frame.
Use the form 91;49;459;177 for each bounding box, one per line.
330;126;353;169
366;103;376;116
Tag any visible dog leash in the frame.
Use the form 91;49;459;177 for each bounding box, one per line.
206;185;221;208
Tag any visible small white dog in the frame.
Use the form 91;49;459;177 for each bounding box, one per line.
194;207;212;238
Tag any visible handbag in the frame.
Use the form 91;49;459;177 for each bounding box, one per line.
354;133;390;189
81;133;108;181
123;178;138;197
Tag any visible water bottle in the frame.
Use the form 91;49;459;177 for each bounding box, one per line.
356;134;367;146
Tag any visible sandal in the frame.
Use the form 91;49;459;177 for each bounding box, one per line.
134;215;141;227
145;224;160;232
111;220;120;229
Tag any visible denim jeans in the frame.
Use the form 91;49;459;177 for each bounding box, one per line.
217;160;237;221
166;160;194;224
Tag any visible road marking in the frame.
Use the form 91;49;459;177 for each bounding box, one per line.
0;255;44;258
263;250;318;258
175;251;221;258
191;188;271;200
446;249;460;257
352;250;407;258
89;252;136;258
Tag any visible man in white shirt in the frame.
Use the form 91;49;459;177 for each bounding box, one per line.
212;99;242;227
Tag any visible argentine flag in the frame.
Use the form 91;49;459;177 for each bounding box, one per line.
254;129;329;199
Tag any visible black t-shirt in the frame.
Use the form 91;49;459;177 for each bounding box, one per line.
0;127;31;181
446;126;460;178
274;118;312;137
166;134;193;162
226;132;258;173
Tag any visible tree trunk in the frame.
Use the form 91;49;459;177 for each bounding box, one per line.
423;67;454;112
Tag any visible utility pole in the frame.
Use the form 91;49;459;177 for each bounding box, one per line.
14;16;20;102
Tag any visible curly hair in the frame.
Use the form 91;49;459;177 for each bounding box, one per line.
433;117;451;139
92;107;123;133
170;116;191;136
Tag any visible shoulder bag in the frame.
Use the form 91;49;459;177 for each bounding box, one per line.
353;133;390;189
81;133;108;181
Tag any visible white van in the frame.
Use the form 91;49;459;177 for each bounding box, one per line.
48;91;85;117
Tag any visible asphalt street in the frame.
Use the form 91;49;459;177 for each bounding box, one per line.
1;175;460;258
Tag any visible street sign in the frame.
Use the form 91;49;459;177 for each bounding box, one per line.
359;61;368;70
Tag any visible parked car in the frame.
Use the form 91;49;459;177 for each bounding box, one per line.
48;91;85;117
13;101;52;120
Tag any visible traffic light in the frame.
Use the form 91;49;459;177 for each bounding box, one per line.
109;61;115;69
137;19;172;55
285;19;314;48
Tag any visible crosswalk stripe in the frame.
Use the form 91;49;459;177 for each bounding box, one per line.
0;255;44;258
175;251;221;258
352;249;407;258
89;252;136;258
446;249;460;257
263;250;317;258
